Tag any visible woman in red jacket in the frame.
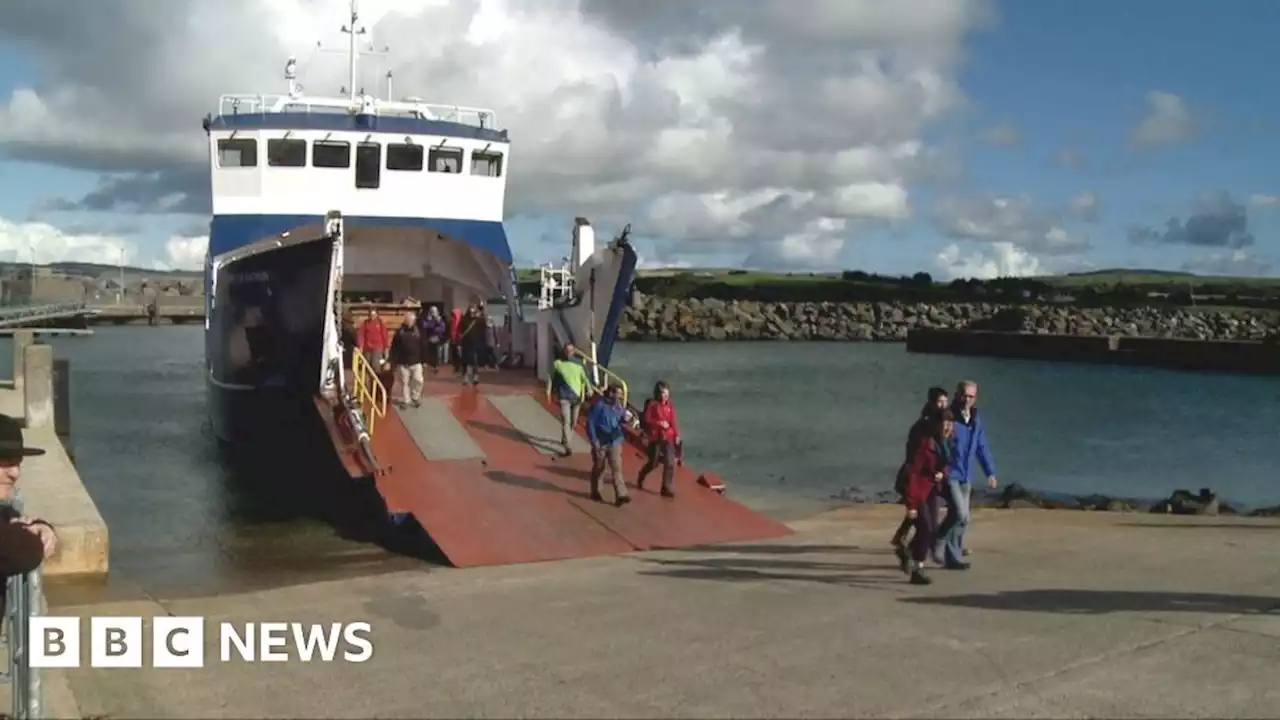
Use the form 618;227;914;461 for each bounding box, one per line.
896;408;955;585
637;381;681;498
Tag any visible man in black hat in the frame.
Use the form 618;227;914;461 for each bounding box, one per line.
0;413;58;576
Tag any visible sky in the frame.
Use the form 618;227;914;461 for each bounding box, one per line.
0;0;1276;280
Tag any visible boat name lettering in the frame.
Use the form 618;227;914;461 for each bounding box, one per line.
227;271;270;284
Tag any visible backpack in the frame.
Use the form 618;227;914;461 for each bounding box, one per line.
893;462;908;496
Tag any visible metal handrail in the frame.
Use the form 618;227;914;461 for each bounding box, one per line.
351;350;387;437
0;302;90;328
2;492;44;719
567;348;628;407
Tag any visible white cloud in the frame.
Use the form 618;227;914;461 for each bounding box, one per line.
1249;193;1279;208
934;195;1090;256
1055;148;1083;169
1067;190;1100;222
1129;91;1198;149
982;119;1020;147
0;0;990;267
160;235;209;271
1182;249;1271;277
934;241;1043;280
0;216;135;266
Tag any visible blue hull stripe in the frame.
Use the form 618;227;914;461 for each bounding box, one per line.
208;214;513;264
596;242;638;368
206;112;509;143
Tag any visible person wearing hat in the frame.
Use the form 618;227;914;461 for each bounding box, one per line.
0;414;58;576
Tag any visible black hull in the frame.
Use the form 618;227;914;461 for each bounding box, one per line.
205;236;336;446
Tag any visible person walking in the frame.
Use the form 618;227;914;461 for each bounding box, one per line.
586;384;631;507
389;309;425;408
891;386;949;551
637;380;681;498
356;308;389;372
937;380;998;569
418;305;448;375
457;301;488;386
547;343;590;456
897;408;954;585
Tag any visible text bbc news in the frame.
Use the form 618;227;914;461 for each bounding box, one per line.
29;617;374;668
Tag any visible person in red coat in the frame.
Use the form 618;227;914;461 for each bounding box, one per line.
355;308;390;371
896;408;955;585
637;380;681;497
891;386;950;549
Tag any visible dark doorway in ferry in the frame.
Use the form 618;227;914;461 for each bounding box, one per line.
356;142;381;189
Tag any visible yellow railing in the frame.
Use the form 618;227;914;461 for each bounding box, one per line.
568;348;628;407
352;350;388;436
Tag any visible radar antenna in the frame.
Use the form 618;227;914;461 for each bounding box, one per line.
317;0;389;102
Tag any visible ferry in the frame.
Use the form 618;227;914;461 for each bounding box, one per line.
200;1;791;567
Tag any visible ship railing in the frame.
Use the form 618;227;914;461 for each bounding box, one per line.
565;348;628;408
351;350;388;438
1;490;45;719
216;94;498;127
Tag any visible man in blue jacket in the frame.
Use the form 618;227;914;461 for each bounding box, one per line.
936;379;997;569
586;384;631;507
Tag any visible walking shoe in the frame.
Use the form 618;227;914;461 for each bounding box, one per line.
910;570;932;585
615;495;631;507
636;476;645;490
660;487;675;498
944;561;970;570
894;545;910;575
412;400;421;408
590;491;604;503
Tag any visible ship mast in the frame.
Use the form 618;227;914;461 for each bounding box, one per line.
340;0;364;102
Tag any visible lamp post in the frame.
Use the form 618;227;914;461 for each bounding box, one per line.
28;240;35;302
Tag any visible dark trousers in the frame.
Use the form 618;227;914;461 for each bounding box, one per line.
638;440;675;490
891;514;913;545
909;493;940;564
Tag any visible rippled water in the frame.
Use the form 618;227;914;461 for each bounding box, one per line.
5;327;1278;596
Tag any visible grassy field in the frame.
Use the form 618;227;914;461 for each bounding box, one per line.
514;266;1280;309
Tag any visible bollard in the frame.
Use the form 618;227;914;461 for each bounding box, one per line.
22;343;54;430
11;329;33;388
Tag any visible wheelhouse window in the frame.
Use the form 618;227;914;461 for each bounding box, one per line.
312;140;351;168
355;142;381;189
217;138;258;167
267;138;306;167
470;150;504;177
428;147;463;174
386;143;424;171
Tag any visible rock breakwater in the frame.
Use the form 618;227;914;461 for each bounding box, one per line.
617;292;1280;342
831;483;1280;518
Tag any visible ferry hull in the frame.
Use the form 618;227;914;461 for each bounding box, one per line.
206;236;336;446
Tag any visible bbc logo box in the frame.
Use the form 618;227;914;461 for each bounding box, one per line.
29;617;374;668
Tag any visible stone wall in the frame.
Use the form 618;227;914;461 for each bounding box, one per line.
617;292;1280;342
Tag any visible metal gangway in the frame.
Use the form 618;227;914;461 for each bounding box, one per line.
0;302;95;329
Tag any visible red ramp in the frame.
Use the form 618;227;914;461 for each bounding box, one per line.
317;380;792;568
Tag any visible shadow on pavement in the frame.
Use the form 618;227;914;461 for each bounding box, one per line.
900;589;1280;615
634;544;904;589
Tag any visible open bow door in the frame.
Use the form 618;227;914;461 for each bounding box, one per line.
320;210;346;397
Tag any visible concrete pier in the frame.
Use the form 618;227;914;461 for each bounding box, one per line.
47;506;1280;718
907;327;1280;374
0;330;109;578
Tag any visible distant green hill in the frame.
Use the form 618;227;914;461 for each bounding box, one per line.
0;261;201;281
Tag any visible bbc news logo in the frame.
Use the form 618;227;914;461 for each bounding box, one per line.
29;617;374;668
